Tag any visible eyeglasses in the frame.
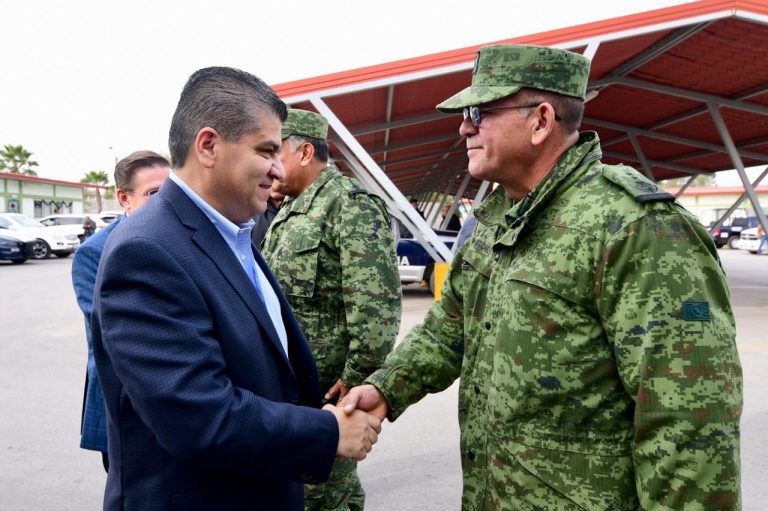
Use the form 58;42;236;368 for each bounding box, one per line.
126;188;160;197
462;103;560;127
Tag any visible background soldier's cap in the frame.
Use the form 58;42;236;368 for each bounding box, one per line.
280;109;328;141
436;44;591;112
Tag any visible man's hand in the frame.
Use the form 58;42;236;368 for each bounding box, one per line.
325;378;350;402
323;404;381;461
339;384;388;421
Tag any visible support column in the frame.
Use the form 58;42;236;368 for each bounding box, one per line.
708;104;768;237
311;96;453;262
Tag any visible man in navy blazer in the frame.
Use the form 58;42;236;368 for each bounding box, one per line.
72;150;171;471
91;67;380;511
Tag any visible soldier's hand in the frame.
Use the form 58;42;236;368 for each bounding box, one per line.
340;384;389;421
325;378;350;402
323;404;381;461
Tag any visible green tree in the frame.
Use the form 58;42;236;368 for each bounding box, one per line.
0;144;39;176
81;170;110;212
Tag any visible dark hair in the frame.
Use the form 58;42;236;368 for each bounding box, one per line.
168;67;288;167
517;88;584;133
114;150;170;190
286;135;329;163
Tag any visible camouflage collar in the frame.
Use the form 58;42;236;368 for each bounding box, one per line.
474;131;602;227
285;166;339;215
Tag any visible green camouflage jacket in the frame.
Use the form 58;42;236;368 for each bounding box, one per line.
367;132;742;510
263;167;401;392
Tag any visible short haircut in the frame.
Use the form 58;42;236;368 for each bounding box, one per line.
168;67;288;167
285;135;329;163
114;150;170;190
516;87;584;133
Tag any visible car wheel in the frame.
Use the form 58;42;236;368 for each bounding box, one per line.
727;236;740;250
32;239;51;259
54;252;71;258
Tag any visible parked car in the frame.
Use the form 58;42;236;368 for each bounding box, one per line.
0;213;78;259
711;215;759;249
393;218;457;292
738;226;764;254
98;211;123;224
38;213;108;243
0;231;35;264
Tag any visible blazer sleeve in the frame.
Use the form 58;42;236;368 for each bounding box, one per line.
95;236;338;480
71;241;101;343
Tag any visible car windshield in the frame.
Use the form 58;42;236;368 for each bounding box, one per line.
57;217;83;225
8;214;44;228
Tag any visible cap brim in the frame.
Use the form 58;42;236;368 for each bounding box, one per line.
436;84;523;112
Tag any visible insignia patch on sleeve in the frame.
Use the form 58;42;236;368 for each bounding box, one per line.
682;301;711;321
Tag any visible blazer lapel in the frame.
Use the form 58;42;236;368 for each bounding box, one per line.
162;181;291;366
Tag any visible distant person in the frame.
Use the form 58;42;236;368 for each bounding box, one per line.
758;223;767;254
441;202;461;230
410;198;425;218
262;109;401;511
82;216;97;239
251;187;285;248
71;150;170;471
91;67;380;511
452;213;477;253
342;44;741;510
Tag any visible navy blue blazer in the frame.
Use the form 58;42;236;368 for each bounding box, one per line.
92;180;338;511
72;215;123;452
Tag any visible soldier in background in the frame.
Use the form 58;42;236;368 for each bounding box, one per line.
343;44;742;510
262;109;401;511
251;187;284;248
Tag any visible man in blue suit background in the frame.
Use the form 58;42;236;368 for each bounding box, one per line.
91;67;380;511
71;150;171;471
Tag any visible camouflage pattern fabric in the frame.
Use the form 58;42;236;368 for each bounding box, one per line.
437;44;590;112
281;108;329;141
304;458;364;511
262;166;401;511
366;132;742;510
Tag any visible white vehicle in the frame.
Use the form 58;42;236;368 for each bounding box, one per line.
0;213;79;259
39;213;109;243
738;227;764;254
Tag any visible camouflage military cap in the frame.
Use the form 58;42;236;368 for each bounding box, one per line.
436;44;590;112
281;109;328;141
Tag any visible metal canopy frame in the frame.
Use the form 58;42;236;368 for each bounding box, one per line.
273;1;768;262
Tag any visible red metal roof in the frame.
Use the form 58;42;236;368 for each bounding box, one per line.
272;0;768;197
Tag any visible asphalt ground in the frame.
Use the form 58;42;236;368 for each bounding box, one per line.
0;249;765;510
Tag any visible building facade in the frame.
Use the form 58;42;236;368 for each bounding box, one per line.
0;172;109;218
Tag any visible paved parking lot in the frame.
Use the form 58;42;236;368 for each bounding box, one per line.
0;249;766;510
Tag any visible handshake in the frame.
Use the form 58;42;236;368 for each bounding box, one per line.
322;384;388;461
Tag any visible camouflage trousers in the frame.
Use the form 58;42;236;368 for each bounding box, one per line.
304;458;364;511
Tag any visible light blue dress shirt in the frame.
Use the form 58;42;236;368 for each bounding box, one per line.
168;172;288;357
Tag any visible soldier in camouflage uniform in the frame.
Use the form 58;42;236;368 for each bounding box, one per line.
262;109;401;511
342;44;742;510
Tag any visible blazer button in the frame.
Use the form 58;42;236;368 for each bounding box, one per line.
484;321;492;331
467;451;476;461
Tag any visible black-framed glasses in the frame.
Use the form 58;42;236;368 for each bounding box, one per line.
462;103;560;127
126;188;160;197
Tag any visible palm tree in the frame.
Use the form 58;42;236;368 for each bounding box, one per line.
0;144;39;176
81;170;110;212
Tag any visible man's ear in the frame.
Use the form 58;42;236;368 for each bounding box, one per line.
116;188;129;208
299;142;315;167
194;127;219;168
530;103;557;147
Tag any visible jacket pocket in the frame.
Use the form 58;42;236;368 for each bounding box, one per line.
280;230;323;299
487;430;637;511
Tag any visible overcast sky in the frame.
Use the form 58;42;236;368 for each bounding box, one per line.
3;0;758;187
